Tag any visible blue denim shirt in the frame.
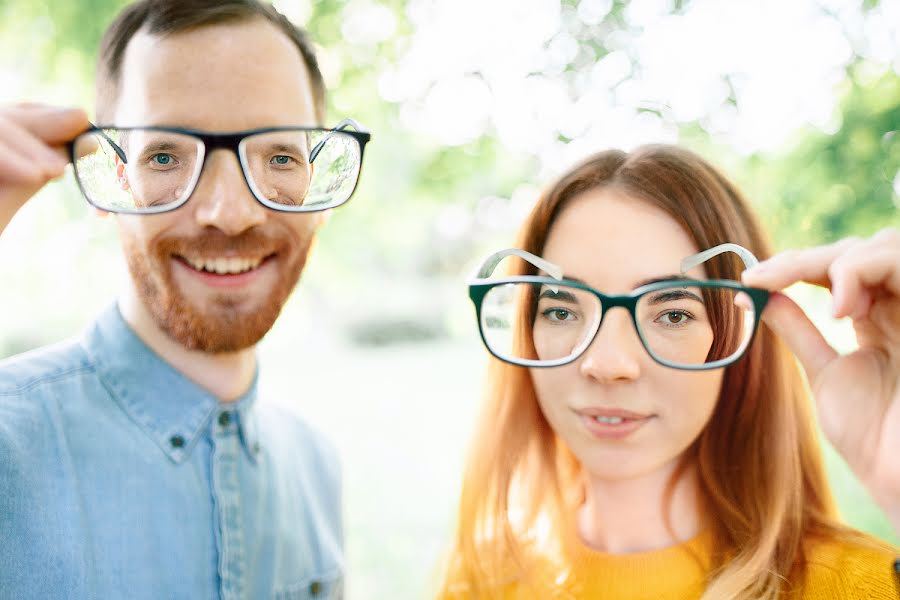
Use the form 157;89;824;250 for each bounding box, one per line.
0;305;343;600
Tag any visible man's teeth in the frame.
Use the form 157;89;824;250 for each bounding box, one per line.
594;415;625;425
185;256;263;274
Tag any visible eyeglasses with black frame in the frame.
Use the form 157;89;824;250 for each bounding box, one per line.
68;118;371;214
468;244;770;371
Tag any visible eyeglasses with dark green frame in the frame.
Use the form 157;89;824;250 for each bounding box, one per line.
468;245;770;371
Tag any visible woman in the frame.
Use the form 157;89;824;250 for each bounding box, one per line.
438;145;899;599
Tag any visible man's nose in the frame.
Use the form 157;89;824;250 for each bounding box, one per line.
191;151;267;234
578;308;643;383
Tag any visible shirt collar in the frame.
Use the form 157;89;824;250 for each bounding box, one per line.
80;303;261;465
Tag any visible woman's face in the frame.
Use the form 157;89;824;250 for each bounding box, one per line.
530;187;723;482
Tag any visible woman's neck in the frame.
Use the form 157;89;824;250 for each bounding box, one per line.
577;459;703;554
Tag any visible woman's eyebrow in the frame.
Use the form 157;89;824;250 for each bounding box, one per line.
537;272;701;291
644;288;705;305
538;287;579;302
635;274;696;287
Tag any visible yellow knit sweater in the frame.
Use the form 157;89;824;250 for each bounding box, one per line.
443;530;900;599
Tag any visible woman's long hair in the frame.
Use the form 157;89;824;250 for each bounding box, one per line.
439;145;859;599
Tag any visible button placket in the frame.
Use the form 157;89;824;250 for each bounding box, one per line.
212;412;245;600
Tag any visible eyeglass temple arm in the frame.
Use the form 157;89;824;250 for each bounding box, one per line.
309;118;368;164
680;243;760;274
473;248;564;280
80;123;127;164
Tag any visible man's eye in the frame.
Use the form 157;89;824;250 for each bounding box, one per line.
151;154;174;166
270;155;294;166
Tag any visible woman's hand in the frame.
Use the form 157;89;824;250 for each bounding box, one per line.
0;103;88;236
742;229;900;531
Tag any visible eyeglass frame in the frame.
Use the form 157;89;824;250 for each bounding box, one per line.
66;118;372;215
468;244;771;371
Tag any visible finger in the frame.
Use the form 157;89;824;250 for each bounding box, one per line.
742;238;858;291
4;104;89;145
0;116;68;180
828;241;900;319
759;292;839;386
0;135;45;185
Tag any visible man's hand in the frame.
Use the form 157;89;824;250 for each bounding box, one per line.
0;103;89;235
742;229;900;532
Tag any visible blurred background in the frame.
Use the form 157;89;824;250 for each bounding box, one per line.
0;0;898;597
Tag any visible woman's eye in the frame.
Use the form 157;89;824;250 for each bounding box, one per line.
657;310;691;326
543;308;576;322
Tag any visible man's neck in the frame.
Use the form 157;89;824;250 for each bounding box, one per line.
577;460;703;554
118;289;257;402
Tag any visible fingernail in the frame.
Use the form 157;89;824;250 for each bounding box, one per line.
742;267;763;283
831;299;846;319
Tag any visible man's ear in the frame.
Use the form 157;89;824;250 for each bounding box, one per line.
114;155;130;192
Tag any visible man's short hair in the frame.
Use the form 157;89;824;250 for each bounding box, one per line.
95;0;326;123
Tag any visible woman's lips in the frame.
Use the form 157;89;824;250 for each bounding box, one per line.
573;407;655;440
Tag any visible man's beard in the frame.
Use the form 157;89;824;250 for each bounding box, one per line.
122;227;310;353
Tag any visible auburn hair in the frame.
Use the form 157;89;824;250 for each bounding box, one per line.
95;0;326;122
439;145;862;599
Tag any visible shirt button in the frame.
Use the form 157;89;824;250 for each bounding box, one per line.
309;581;321;596
170;435;185;448
218;411;232;427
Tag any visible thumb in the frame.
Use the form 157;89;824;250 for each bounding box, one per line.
760;292;838;386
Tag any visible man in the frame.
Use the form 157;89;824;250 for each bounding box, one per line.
0;1;368;598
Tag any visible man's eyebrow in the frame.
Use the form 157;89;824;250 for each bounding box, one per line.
136;140;182;155
263;141;309;157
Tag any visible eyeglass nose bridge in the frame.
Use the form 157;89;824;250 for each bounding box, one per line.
195;132;247;155
576;292;645;359
180;134;260;211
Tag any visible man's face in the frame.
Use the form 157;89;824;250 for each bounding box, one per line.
111;18;323;352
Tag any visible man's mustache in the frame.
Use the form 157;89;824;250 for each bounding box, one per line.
154;228;287;257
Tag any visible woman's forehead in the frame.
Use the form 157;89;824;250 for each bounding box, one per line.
541;188;705;290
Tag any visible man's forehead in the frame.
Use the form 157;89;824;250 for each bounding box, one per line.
113;18;317;130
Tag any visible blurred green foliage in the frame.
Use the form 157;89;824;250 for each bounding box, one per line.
746;67;900;249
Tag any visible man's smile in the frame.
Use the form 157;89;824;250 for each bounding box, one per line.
179;254;268;275
170;252;280;290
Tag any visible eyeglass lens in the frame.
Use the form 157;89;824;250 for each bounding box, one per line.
479;282;755;368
